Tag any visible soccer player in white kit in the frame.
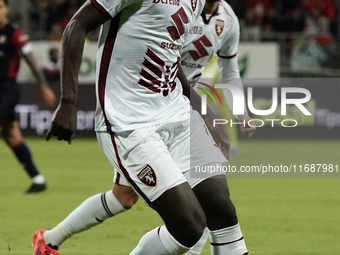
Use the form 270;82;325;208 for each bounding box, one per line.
32;0;250;254
180;0;255;138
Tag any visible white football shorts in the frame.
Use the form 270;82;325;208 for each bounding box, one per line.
97;107;227;204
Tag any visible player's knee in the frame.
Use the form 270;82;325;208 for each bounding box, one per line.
175;207;206;247
207;196;238;229
6;136;23;148
1;122;23;147
119;193;139;210
113;185;139;210
189;211;206;245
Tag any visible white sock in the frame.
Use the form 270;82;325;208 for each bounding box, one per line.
209;223;249;255
184;228;209;255
32;174;45;184
130;226;190;255
43;191;125;247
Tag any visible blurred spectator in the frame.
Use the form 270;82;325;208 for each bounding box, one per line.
28;0;84;39
245;0;271;21
330;12;340;41
334;0;340;11
271;0;303;15
240;8;262;41
61;5;78;29
305;5;332;45
47;22;63;41
284;8;306;32
302;0;336;21
23;0;339;44
43;48;60;83
226;0;248;18
262;7;279;32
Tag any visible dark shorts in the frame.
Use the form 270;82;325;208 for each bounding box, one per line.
0;78;21;127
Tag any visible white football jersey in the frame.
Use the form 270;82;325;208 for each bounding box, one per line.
180;0;239;82
90;0;204;132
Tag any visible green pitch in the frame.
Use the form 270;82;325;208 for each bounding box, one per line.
1;138;339;254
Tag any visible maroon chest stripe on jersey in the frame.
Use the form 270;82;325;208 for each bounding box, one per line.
146;48;165;68
140;69;162;85
138;79;161;93
170;57;180;79
138;48;178;97
142;58;163;78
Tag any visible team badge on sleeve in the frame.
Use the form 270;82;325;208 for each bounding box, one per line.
215;19;225;37
137;164;157;187
191;0;197;12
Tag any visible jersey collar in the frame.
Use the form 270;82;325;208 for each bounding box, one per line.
201;6;219;25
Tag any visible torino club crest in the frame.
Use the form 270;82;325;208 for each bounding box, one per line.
137;165;157;187
215;19;225;37
191;0;197;12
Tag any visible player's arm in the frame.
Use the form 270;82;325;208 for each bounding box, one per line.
46;1;110;144
21;52;56;107
217;16;255;138
11;27;56;108
180;66;230;159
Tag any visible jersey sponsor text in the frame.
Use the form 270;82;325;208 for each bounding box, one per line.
181;60;203;69
160;42;182;50
152;0;179;6
189;26;203;35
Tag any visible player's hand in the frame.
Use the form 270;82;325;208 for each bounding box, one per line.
40;84;56;107
203;114;230;160
238;114;256;138
46;99;77;144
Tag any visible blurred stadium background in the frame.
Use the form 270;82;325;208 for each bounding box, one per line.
7;0;340;77
1;0;340;254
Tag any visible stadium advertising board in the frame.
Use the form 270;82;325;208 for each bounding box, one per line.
17;79;340;139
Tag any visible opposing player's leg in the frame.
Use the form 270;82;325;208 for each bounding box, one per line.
0;79;46;193
1;121;47;193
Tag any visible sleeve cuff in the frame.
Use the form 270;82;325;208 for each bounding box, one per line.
217;51;237;59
